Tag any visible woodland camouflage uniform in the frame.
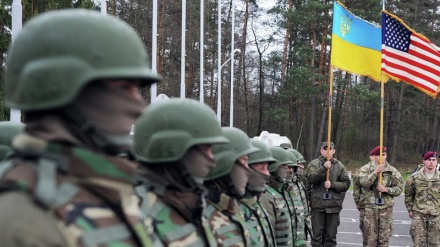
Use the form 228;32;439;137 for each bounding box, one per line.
132;99;228;247
289;149;313;240
205;127;258;247
0;9;161;247
238;139;277;247
358;161;404;247
405;167;440;247
286;150;306;246
259;147;295;247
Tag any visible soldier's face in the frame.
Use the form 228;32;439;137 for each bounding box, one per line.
250;163;270;176
198;144;214;160
238;156;250;169
320;147;335;158
286;166;294;180
276;164;289;181
102;80;142;101
423;157;437;171
374;153;387;164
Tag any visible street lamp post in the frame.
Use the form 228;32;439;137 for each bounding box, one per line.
10;0;22;123
217;49;241;124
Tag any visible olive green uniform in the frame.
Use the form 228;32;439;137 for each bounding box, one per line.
304;157;350;247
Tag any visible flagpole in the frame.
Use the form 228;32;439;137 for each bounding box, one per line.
325;65;334;198
377;0;385;205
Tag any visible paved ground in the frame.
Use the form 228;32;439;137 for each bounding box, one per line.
307;192;412;247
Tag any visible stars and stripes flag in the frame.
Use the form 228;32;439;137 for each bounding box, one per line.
381;11;440;98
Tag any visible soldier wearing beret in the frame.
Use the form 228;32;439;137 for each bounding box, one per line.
358;146;404;247
405;151;440;247
303;142;350;247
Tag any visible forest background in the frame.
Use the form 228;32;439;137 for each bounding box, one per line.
1;0;439;173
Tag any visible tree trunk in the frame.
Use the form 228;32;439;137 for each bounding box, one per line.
281;0;292;83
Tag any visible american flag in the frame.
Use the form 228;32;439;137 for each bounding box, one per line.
381;11;440;97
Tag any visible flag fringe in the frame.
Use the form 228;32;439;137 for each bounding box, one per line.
382;71;439;98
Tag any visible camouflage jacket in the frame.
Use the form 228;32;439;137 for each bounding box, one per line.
0;136;150;247
292;177;310;217
358;161;404;209
239;196;276;247
352;171;364;209
205;192;249;247
259;181;294;247
405;168;440;216
304;156;350;213
286;181;306;246
135;170;217;247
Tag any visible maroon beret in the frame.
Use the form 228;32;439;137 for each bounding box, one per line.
422;151;437;160
370;146;387;156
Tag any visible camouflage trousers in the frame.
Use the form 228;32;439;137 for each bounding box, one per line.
362;207;393;247
410;212;440;247
358;209;366;247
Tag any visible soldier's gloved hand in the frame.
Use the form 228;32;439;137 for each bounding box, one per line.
324;180;331;189
374;164;385;175
324;161;331;169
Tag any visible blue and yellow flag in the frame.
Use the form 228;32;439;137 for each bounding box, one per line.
330;1;382;82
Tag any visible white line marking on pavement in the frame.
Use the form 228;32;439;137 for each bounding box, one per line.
340;218;411;224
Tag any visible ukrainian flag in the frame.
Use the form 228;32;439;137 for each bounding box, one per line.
331;1;382;82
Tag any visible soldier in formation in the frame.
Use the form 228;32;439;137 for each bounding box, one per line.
204;127;257;246
260;147;295;246
304;142;350;247
285;151;307;246
0;9;161;246
239;139;277;247
357;146;404;247
132;98;227;246
289;149;313;240
405;151;440;247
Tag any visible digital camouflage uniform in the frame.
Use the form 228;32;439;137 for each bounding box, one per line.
405;167;440;247
304;156;350;247
205;127;258;247
259;147;295;247
0;9;161;247
358;161;404;247
132;99;228;247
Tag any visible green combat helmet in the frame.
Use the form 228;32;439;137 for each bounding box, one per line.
291;149;306;163
5;9;161;111
269;147;294;172
0;122;24;161
206;127;259;180
133;98;228;163
285;149;299;167
249;139;276;165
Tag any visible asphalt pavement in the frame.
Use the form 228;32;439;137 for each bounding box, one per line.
307;192;412;246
